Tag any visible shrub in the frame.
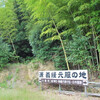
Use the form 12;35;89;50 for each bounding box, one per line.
34;78;39;86
0;38;13;69
27;81;32;85
34;64;39;70
6;74;13;81
0;81;8;88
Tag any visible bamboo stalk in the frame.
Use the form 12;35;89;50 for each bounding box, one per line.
51;18;70;70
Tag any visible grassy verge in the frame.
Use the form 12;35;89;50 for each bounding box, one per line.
0;89;45;100
0;87;99;100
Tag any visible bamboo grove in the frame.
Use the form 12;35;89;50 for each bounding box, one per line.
0;0;100;75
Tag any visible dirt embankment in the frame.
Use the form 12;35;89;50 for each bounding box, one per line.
0;70;9;83
27;61;55;80
0;61;55;88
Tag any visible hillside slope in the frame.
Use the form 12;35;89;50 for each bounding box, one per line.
0;62;100;100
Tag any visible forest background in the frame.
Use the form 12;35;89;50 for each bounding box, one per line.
0;0;100;78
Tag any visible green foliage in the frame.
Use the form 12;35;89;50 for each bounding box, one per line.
52;47;66;69
98;75;100;79
6;74;13;81
28;23;53;61
34;78;39;86
0;0;18;43
0;38;13;69
66;30;91;67
0;0;5;7
12;0;33;60
0;0;100;73
0;81;8;88
27;81;32;85
31;58;44;64
24;0;100;70
34;64;39;70
16;68;20;73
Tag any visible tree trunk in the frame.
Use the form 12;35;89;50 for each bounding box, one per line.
8;33;18;59
89;42;95;67
91;24;99;66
